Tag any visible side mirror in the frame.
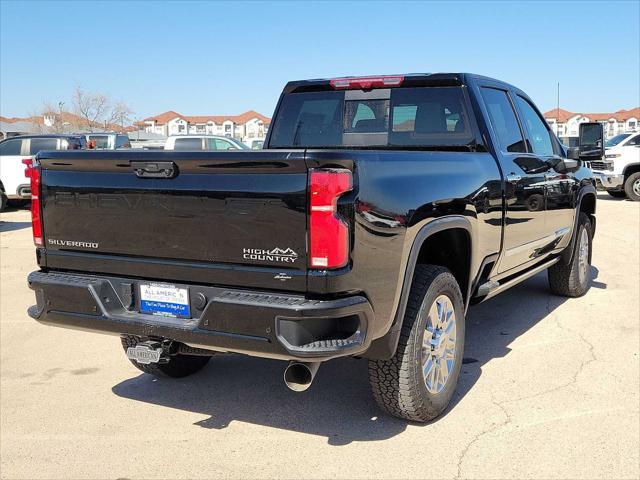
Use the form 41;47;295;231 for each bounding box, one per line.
578;122;604;160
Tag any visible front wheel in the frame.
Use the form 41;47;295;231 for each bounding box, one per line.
624;172;640;202
368;265;465;422
548;213;593;297
121;335;212;378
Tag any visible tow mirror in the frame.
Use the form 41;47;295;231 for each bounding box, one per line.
578;122;604;160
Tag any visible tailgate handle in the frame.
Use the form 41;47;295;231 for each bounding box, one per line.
132;161;177;178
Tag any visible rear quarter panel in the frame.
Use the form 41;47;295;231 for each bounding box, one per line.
305;149;503;339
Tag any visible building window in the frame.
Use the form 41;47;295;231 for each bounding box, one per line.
178;124;185;132
629;121;637;129
225;124;231;132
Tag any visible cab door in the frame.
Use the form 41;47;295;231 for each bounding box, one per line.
479;87;548;274
512;94;577;245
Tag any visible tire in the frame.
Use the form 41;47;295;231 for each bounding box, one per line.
606;190;627;199
0;193;7;212
368;265;465;422
548;213;593;297
623;172;640;202
121;335;211;378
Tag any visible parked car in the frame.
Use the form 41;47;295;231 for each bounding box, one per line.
82;133;131;150
589;132;640;200
244;138;265;149
0;134;86;211
26;73;600;422
164;135;248;151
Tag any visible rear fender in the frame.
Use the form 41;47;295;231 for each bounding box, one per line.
364;216;473;360
561;184;597;266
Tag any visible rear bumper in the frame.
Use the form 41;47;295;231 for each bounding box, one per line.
27;271;374;362
6;184;31;199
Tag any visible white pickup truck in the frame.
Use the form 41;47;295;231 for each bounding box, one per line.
590;132;640;201
0;134;86;211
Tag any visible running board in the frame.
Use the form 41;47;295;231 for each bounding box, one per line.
476;257;560;302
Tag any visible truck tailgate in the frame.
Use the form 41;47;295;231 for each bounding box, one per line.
38;150;308;292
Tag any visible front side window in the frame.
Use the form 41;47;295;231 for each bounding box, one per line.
480;88;526;153
29;138;58;155
206;138;236;150
605;133;630;147
173;138;203;150
514;96;554;156
0;139;22;156
626;134;640;146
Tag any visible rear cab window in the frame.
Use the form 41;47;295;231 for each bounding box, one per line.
269;86;477;149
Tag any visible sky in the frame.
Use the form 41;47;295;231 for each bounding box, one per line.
1;0;639;121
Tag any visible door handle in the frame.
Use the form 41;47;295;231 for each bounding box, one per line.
132;161;177;178
506;173;521;183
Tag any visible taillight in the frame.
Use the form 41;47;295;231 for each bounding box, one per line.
330;75;404;90
22;158;33;178
309;169;352;269
30;164;43;246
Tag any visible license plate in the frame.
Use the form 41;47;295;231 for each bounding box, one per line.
126;344;162;364
139;283;190;318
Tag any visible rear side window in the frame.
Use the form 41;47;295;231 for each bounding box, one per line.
269;87;474;148
173;138;203;150
481;88;526;153
514;96;554;156
0;138;22;155
29;138;58;155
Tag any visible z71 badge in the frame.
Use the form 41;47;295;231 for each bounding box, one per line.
243;247;298;263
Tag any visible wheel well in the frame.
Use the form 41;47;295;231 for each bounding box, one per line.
415;228;471;301
579;192;597;236
623;164;640;181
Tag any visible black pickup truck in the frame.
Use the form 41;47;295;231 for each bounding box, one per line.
27;73;602;422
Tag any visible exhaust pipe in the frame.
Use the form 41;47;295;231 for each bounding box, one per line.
283;361;320;392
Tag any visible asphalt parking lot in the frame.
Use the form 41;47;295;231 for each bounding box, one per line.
1;194;638;480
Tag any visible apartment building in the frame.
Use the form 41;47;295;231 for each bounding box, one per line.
140;110;270;142
544;107;639;139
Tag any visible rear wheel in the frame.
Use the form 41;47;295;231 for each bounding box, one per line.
368;265;465;422
624;172;640;202
606;190;626;199
0;192;7;212
121;335;212;378
548;213;593;297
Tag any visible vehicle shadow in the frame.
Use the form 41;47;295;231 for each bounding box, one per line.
596;192;627;202
0;221;31;233
112;267;604;444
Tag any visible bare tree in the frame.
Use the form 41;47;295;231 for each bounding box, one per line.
106;101;133;130
72;87;133;132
